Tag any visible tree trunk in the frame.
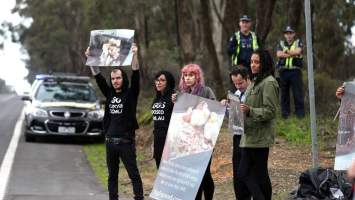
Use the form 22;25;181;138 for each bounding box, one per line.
200;0;224;98
255;0;277;46
134;12;149;84
177;0;195;63
239;0;248;15
288;0;303;32
210;0;226;71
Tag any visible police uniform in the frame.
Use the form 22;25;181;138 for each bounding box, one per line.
228;15;260;71
276;26;305;118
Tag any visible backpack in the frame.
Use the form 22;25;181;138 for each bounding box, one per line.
290;167;353;200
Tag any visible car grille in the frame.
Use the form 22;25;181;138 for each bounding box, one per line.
49;111;85;118
45;120;89;134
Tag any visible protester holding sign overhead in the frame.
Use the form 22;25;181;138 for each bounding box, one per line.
172;64;216;200
85;44;144;200
151;70;175;168
237;49;279;200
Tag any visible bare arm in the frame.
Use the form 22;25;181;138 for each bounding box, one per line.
131;43;139;71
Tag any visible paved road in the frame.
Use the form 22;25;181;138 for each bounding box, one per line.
0;94;23;167
0;94;110;200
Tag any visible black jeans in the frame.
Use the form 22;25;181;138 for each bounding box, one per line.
106;139;144;200
153;129;167;168
232;135;243;199
236;148;271;200
280;69;305;118
195;159;215;200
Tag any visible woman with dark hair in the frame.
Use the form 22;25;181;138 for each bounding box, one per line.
172;64;216;200
152;70;176;168
236;49;279;200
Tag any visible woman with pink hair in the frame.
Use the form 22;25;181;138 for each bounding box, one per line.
172;63;216;200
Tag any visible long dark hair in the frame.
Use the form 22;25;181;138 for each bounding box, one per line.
154;70;175;100
251;49;275;85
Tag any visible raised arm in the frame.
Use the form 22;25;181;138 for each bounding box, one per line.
85;47;110;97
130;44;140;98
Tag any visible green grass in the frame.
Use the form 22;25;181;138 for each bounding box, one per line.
275;115;338;148
276;116;312;145
83;144;107;187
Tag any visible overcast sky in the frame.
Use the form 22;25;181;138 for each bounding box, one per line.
0;1;354;95
0;0;30;94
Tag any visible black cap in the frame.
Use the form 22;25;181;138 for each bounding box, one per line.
283;26;295;33
240;15;251;22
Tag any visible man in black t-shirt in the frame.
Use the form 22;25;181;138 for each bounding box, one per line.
85;44;144;200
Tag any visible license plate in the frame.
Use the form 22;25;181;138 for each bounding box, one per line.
58;126;76;133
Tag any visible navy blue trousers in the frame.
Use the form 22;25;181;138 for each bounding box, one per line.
279;69;305;118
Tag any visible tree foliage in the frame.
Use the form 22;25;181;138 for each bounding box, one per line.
11;0;355;100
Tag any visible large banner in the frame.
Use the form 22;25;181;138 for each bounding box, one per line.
334;81;355;170
85;29;134;66
150;93;226;200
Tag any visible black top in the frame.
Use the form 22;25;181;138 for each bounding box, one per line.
94;70;139;139
152;93;174;131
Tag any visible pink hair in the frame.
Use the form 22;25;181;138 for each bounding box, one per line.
179;64;205;95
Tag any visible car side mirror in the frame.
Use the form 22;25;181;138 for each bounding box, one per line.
21;95;32;102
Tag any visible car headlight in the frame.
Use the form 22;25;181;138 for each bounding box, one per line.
88;110;104;120
30;107;48;118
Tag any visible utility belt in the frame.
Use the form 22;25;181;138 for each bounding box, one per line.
105;131;135;144
105;137;132;144
277;58;302;70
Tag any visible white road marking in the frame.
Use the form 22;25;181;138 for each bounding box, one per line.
0;109;24;199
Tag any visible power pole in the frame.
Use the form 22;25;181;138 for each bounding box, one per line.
304;0;319;167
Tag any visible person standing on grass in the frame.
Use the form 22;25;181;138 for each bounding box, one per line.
237;49;279;200
172;64;216;200
85;44;144;200
276;26;304;119
151;70;175;168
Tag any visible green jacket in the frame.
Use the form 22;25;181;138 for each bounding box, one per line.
240;75;279;148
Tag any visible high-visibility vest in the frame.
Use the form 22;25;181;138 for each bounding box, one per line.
279;39;303;69
231;31;259;66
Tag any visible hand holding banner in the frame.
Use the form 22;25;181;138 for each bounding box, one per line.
334;81;355;170
150;93;226;200
227;91;244;135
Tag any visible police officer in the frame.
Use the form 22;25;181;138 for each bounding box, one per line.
276;26;305;118
228;15;260;72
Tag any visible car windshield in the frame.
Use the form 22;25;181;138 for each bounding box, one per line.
35;82;97;102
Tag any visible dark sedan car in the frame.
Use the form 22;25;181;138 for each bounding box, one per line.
22;74;104;142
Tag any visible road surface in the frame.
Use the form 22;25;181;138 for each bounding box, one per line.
0;94;110;200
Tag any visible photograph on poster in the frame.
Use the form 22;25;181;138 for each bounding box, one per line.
85;29;134;66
